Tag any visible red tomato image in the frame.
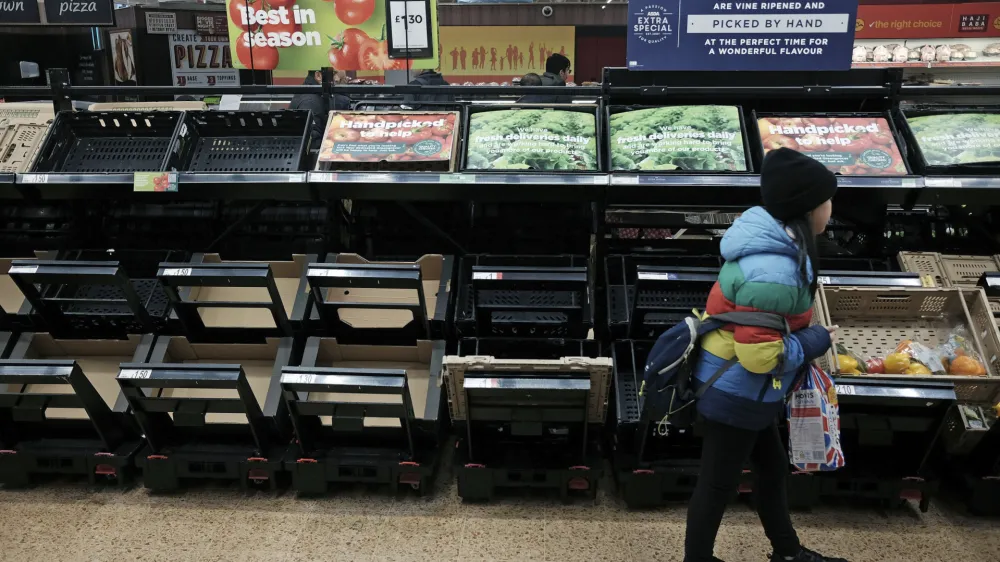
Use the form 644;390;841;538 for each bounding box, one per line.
328;29;369;70
236;34;280;70
870;129;895;146
229;0;258;31
335;0;375;25
360;39;406;70
430;122;454;137
404;129;433;144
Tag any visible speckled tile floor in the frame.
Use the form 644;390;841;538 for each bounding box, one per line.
2;473;998;562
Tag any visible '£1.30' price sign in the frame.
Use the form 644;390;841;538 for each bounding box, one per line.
385;0;433;59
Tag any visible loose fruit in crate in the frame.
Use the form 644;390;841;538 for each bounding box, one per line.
835;343;866;375
865;357;885;374
893;340;946;374
938;326;987;376
905;363;933;376
885;352;911;374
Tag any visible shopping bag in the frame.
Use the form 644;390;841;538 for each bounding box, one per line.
786;364;845;472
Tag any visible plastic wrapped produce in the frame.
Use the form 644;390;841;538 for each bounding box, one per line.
908;49;921;61
852;45;868;62
982;43;1000;57
966;51;979;60
920;45;936;62
892;45;909;63
951;51;965;61
873;45;891;63
936;45;952;62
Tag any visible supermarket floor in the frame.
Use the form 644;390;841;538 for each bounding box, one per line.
3;470;999;562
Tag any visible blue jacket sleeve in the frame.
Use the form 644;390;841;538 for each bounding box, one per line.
786;325;832;367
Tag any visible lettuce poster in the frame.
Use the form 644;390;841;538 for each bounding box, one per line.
758;116;907;175
226;0;439;71
465;109;597;171
906;113;1000;167
609;106;748;172
318;112;457;163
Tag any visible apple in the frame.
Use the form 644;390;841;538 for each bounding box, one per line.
762;134;800;152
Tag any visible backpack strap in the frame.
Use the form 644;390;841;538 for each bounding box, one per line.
693;358;738;400
709;311;790;335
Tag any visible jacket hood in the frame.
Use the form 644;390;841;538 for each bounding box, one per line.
720;206;800;262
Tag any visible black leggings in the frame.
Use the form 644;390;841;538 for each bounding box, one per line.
684;418;800;562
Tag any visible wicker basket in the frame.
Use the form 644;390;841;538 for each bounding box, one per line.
898;252;1000;288
820;286;1000;404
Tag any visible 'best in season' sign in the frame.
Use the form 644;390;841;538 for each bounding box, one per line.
628;0;859;71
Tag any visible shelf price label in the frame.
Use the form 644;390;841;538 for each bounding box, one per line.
385;0;433;59
134;172;177;192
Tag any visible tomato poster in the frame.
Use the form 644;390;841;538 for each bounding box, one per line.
758;116;907;175
225;0;440;71
318;112;457;163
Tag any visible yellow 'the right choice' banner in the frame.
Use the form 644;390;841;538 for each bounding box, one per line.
438;26;575;83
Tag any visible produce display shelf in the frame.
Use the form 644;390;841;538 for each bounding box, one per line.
14;172;313;201
308;171;607;202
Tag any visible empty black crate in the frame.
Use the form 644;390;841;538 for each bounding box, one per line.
454;254;592;338
174;111;310;172
605;254;719;340
32;111;182;173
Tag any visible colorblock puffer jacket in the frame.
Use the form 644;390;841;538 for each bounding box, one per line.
693;206;832;430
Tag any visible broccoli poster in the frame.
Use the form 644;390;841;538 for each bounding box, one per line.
906;113;1000;167
609;106;748;172
758;116;907;175
318;112;457;163
465;109;598;171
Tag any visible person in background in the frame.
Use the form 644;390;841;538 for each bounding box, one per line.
288;70;350;144
684;148;847;562
515;72;543;103
518;53;572;103
403;67;451;109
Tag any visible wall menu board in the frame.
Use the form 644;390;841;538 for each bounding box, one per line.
906;113;1000;167
609;106;748;172
1;0;41;23
758;115;907;175
318;112;458;163
465;109;597;171
2;0;113;25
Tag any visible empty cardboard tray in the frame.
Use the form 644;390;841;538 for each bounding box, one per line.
11;333;146;419
182;254;309;330
304;338;440;427
320;254;450;330
156;337;286;424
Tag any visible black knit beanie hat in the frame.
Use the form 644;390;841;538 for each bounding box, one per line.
760;147;838;221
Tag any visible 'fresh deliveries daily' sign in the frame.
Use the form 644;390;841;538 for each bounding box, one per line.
627;0;859;71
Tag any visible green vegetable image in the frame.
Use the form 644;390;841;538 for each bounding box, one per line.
908;113;1000;167
466;109;598;171
608;106;748;172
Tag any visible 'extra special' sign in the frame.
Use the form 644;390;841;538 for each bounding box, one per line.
628;0;859;71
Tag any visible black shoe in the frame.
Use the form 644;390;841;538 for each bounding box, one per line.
770;547;849;562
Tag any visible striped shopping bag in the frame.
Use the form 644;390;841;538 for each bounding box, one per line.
786;364;845;472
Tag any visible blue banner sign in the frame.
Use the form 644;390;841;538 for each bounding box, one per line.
627;0;859;71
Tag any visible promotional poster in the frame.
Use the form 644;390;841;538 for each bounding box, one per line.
437;26;575;83
627;0;860;71
907;113;1000;166
609;106;748;171
318;112;457;163
466;109;597;171
225;0;440;71
758;115;907;175
169;31;241;88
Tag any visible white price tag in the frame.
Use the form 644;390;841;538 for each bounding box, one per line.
162;267;192;276
22;174;48;184
637;271;675;281
388;1;429;50
616;175;640;185
472;271;501;280
817;276;832;285
7;265;38;275
120;369;152;379
835;384;854;395
283;373;318;385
